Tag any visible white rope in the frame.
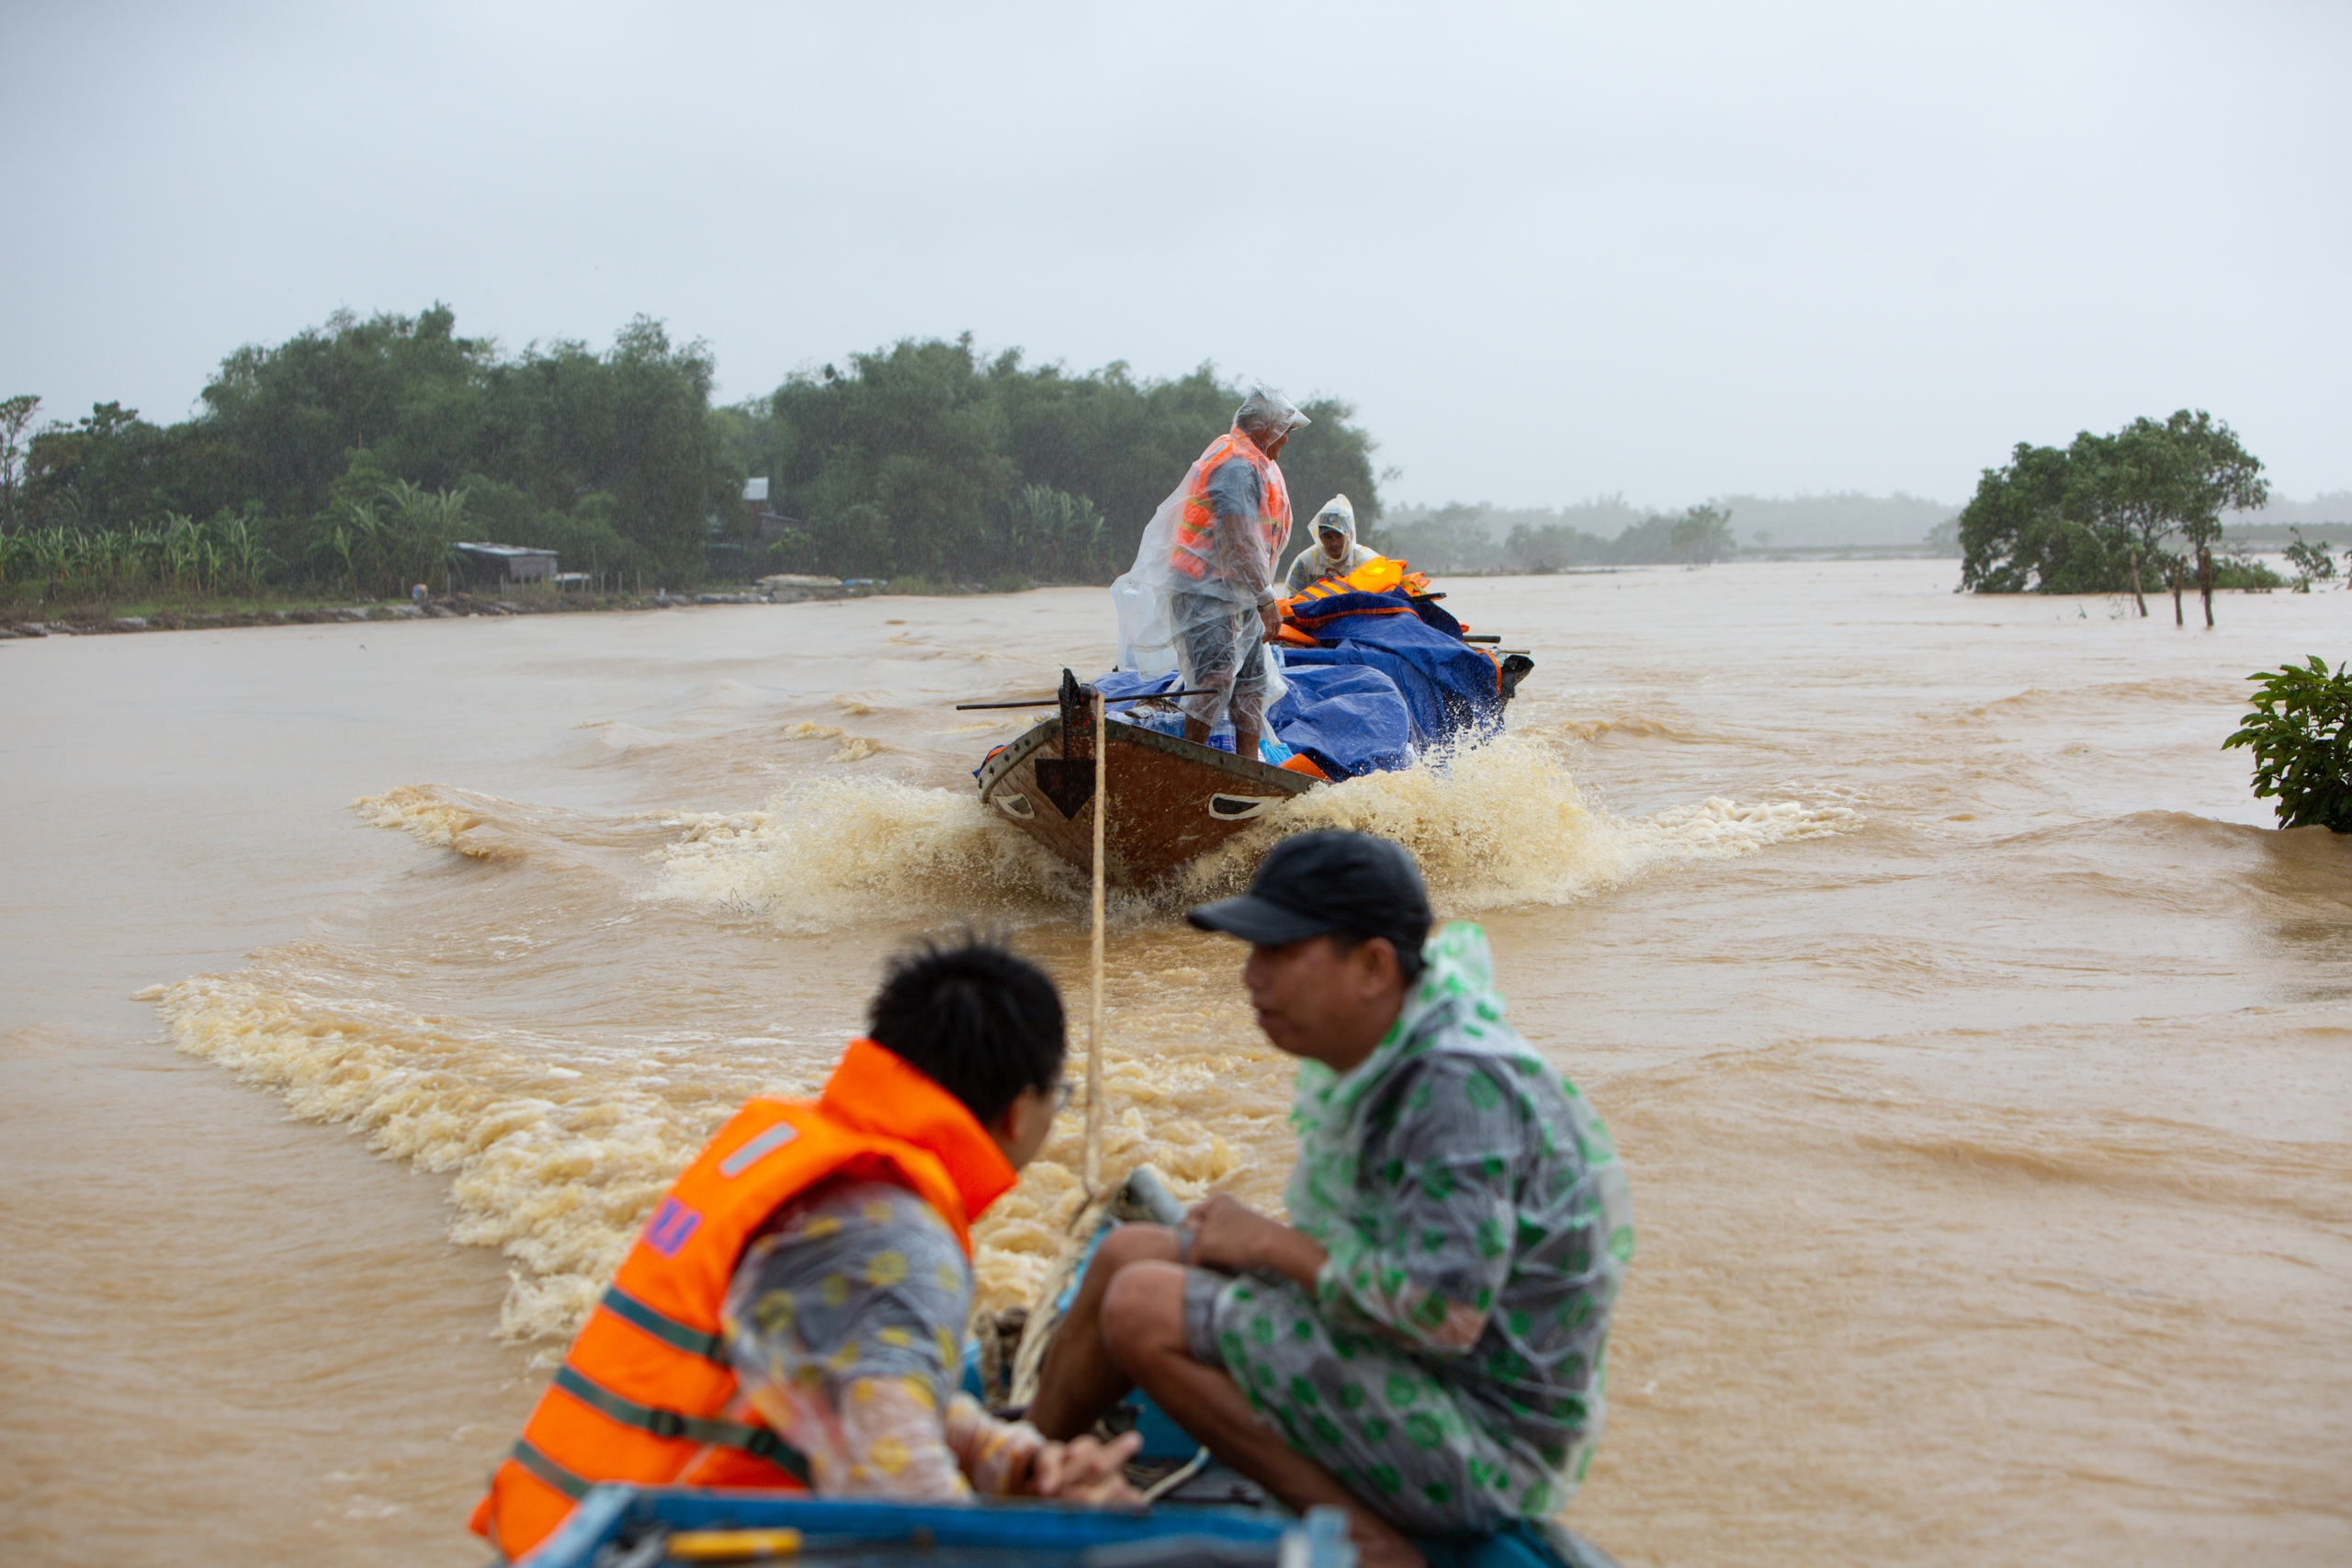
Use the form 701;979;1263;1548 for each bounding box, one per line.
1082;687;1107;1195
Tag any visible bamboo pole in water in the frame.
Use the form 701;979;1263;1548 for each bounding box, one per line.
1084;688;1107;1194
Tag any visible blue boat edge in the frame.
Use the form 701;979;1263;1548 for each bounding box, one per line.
522;1484;1344;1566
520;1483;1621;1568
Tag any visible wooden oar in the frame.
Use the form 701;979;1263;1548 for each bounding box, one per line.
954;687;1215;710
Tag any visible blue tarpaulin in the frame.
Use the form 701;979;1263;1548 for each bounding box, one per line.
1096;666;1411;780
1091;671;1295;763
1086;594;1498;781
1263;662;1416;779
1284;592;1503;747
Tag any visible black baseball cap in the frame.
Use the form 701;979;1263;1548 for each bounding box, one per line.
1187;830;1431;968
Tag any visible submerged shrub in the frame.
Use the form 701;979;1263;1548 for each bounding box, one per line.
2224;657;2352;832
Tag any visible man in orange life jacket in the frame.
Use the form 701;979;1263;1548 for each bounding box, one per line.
1167;388;1311;761
472;937;1139;1561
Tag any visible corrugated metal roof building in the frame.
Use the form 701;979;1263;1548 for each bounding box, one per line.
453;542;558;585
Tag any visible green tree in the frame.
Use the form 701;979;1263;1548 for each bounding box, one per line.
1669;503;1735;564
2068;427;2169;615
194;304;492;519
2223;657;2352;831
23;402;176;531
1375;505;1508;572
379;479;469;594
0;394;39;529
765;336;1015;581
2152;410;2267;628
1001;484;1107;581
1958;412;2266;621
1504;519;1601;571
2283;527;2336;592
1958;440;2128;593
741;338;1385;585
1269;395;1383;551
309;499;382;599
6;313;1389;605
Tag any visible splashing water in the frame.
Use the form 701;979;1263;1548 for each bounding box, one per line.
140;952;1293;1351
139;964;745;1348
658;733;1860;928
656;776;1081;929
355;784;526;861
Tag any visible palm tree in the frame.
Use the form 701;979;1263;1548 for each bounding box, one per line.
379;479;469;594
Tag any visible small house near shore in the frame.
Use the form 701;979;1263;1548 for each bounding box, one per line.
453;542;558;587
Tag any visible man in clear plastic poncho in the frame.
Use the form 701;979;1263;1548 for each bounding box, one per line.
1111;389;1312;761
1029;832;1634;1568
1284;493;1379;594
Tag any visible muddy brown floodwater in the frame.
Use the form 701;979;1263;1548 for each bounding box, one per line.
3;560;2346;1566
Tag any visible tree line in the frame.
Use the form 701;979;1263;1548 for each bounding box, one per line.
1374;500;1737;572
1956;410;2277;625
0;309;1382;604
713;335;1380;587
2;308;732;599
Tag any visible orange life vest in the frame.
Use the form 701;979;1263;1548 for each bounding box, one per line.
1170;427;1292;582
470;1038;1018;1562
1281;555;1411;612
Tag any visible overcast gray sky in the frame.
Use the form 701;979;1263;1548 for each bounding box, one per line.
4;0;2346;509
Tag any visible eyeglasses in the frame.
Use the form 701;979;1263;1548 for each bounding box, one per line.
1048;1078;1074;1113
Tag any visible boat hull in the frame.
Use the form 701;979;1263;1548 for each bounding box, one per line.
977;716;1317;890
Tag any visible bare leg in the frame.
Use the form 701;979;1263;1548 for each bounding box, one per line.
1233;721;1261;761
1099;1261;1424;1568
1028;1224;1181;1439
1182;717;1210;745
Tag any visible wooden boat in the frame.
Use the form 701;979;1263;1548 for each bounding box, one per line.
976;563;1537;891
977;671;1318;891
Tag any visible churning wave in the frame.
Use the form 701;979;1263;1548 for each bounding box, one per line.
650;734;1863;927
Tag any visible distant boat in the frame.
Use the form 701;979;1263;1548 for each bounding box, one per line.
974;565;1534;889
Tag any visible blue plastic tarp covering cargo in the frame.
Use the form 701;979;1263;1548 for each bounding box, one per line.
1283;592;1503;748
1262;662;1416;779
1095;593;1498;782
1098;667;1413;781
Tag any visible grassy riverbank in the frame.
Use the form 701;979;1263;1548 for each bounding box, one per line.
0;587;676;637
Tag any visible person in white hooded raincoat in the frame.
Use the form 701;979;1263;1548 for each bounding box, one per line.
1284;494;1379;594
1111;390;1312;761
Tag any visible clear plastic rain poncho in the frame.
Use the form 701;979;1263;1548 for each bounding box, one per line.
1283;492;1379;593
718;1178;1045;1499
1111;389;1311;736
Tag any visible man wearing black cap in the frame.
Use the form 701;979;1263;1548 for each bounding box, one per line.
1029;831;1633;1568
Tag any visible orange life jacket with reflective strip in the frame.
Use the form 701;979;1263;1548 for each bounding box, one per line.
1170;428;1291;582
1282;555;1410;610
469;1039;1017;1562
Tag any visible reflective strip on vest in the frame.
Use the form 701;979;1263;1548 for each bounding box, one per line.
718;1122;800;1178
508;1437;592;1503
550;1365;811;1483
475;1053;1014;1559
597;1283;726;1365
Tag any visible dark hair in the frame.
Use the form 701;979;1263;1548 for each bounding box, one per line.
1327;927;1428;986
867;933;1066;1125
